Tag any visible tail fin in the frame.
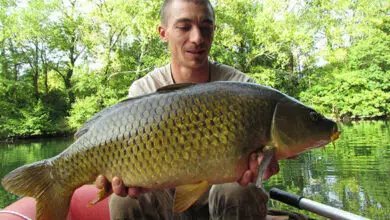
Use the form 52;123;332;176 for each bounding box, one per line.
2;160;72;220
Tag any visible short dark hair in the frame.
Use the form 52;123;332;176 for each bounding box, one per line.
160;0;215;26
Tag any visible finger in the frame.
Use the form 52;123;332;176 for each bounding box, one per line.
237;170;253;186
128;187;141;198
249;152;259;173
139;188;152;194
112;177;127;197
128;187;152;198
95;175;108;189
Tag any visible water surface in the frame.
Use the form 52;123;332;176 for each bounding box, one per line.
264;120;390;219
0;121;389;219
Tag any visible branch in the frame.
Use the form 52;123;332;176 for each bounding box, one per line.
107;67;153;80
109;26;127;51
74;46;86;61
245;52;266;71
52;63;66;81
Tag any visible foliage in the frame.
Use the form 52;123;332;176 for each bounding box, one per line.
0;0;389;138
299;12;390;118
67;96;100;130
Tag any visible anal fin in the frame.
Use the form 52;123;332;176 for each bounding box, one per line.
89;185;112;206
173;180;209;214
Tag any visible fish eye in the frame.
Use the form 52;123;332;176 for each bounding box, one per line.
310;112;320;122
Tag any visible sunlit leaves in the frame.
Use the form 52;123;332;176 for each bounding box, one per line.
0;0;389;138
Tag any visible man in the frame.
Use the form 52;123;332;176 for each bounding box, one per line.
96;0;278;219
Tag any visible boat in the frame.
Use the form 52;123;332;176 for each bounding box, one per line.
1;186;369;220
0;185;109;220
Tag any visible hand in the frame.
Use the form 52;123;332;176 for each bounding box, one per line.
95;175;151;198
237;152;259;186
237;152;279;186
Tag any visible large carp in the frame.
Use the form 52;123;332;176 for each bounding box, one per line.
2;82;340;219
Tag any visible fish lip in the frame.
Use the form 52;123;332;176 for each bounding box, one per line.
331;130;341;142
330;130;341;148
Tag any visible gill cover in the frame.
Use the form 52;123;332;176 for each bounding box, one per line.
270;97;337;160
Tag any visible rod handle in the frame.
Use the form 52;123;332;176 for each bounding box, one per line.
269;188;303;209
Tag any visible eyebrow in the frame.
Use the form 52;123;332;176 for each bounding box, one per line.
174;18;214;25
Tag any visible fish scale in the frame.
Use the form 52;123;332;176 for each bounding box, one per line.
2;82;339;219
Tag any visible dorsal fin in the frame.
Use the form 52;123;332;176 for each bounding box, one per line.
157;83;197;93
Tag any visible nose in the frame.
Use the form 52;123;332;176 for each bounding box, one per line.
189;26;204;45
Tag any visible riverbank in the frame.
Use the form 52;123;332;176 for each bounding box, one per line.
0;132;74;144
338;114;389;122
2;116;389;143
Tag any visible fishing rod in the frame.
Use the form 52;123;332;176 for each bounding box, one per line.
269;188;370;220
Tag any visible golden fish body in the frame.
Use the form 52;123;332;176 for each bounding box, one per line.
2;82;339;219
62;82;271;188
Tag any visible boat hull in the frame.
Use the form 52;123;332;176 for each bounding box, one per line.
1;185;109;220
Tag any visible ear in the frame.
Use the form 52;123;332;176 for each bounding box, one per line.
158;25;169;43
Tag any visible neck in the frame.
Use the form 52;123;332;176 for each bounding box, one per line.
171;61;210;83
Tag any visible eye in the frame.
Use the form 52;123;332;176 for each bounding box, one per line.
310;112;321;122
177;26;191;31
200;25;214;33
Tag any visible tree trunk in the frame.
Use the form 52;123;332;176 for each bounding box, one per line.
65;69;74;104
43;63;49;95
33;43;40;100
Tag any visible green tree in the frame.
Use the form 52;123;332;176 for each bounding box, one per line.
300;8;390;119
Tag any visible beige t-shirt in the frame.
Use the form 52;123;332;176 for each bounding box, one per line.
128;62;255;97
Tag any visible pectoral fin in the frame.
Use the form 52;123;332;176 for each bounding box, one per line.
173;180;209;214
255;148;276;188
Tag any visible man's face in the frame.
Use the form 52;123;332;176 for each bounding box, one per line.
159;1;215;69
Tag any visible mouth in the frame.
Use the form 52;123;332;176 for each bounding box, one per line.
185;49;206;57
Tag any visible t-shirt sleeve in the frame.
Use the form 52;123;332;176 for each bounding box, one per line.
231;72;256;83
127;64;173;98
211;63;256;83
245;76;256;83
128;81;147;98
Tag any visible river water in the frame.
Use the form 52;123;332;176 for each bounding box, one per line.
0;120;389;219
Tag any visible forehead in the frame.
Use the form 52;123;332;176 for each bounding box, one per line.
167;1;214;25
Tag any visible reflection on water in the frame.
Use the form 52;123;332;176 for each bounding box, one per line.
0;121;389;219
0;137;74;209
264;120;390;219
